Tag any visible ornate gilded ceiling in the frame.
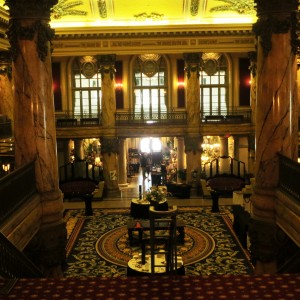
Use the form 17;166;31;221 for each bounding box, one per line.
0;0;257;55
0;0;257;31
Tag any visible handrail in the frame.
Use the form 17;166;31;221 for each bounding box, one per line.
0;161;37;225
0;231;43;278
203;155;246;179
115;110;187;126
278;153;300;202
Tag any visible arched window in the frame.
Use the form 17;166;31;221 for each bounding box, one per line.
72;56;101;118
200;54;228;117
133;55;168;121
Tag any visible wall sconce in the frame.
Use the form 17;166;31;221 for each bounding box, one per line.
2;163;10;174
177;81;185;88
115;82;123;90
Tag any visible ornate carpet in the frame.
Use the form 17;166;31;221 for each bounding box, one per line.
63;206;254;277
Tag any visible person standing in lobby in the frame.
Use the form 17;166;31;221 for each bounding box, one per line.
140;152;148;180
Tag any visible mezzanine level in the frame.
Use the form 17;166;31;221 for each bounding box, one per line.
55;107;254;139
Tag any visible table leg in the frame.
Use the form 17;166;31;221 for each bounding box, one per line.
128;228;133;245
177;227;185;244
84;195;93;216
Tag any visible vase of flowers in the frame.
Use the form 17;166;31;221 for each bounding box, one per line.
145;186;170;210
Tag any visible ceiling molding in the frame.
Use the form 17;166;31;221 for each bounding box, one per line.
52;31;255;56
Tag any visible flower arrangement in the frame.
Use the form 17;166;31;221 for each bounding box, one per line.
145;186;170;203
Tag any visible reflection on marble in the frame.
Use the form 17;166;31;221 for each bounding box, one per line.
186;71;200;126
0;74;14;121
101;71;116;127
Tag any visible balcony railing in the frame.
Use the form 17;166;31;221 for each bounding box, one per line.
115;110;187;126
55;112;101;127
55;107;252;127
201;108;252;123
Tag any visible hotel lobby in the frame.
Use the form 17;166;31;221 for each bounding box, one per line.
0;0;300;298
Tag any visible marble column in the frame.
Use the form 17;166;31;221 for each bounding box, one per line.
101;137;121;197
0;51;13;124
6;0;66;276
99;55;116;128
219;136;228;157
74;138;84;161
183;53;201;127
219;136;229;174
118;137;128;187
184;136;202;185
250;0;298;274
176;137;185;183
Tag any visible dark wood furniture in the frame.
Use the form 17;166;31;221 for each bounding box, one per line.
130;199;168;219
166;183;191;198
127;219;185;245
207;175;245;197
60;179;98;216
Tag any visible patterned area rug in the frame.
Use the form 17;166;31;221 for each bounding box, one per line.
63;206;254;277
95;225;215;266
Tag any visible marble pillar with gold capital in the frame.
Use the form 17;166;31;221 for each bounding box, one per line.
101;137;121;196
6;0;66;276
99;55;117;128
183;53;201;127
249;0;298;274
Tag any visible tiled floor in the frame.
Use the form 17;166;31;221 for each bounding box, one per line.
63;170;234;210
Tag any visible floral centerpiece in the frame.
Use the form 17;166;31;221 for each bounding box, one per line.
145;186;170;203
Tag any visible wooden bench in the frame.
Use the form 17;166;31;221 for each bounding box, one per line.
127;219;185;245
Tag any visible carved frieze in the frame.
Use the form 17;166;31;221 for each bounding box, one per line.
98;0;107;19
190;0;200;17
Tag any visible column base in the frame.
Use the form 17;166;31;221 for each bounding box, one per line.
106;189;122;198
